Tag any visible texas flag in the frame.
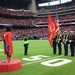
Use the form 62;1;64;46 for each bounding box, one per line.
48;13;56;46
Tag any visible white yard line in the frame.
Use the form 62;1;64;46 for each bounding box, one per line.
0;48;50;56
0;49;4;51
22;55;64;66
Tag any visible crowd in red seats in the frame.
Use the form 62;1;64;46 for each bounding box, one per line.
60;25;75;33
0;4;75;26
0;7;35;16
0;25;75;40
12;26;75;39
0;2;75;40
0;17;33;25
0;17;48;25
12;28;47;38
0;13;75;25
59;14;75;21
0;27;48;40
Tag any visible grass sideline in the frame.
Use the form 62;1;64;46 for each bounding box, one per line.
0;40;75;75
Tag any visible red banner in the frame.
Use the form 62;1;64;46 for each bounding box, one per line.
48;13;56;46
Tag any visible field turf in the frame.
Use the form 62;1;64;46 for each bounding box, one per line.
0;40;75;75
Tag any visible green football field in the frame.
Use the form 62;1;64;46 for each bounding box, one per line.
0;40;75;75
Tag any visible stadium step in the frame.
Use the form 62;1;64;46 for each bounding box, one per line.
0;59;22;72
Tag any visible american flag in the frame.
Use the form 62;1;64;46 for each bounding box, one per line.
55;9;60;34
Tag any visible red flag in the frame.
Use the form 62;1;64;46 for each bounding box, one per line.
48;13;56;46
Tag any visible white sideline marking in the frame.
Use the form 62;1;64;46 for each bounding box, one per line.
22;55;64;66
0;49;3;51
0;48;50;56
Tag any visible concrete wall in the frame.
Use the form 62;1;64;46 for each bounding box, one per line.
28;0;37;13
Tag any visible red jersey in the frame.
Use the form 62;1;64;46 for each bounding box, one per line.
3;31;14;55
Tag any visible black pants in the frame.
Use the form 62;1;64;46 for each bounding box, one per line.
53;42;57;54
64;44;68;56
24;44;28;55
58;43;62;55
70;45;74;56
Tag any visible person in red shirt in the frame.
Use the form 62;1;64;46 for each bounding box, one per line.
3;26;14;62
